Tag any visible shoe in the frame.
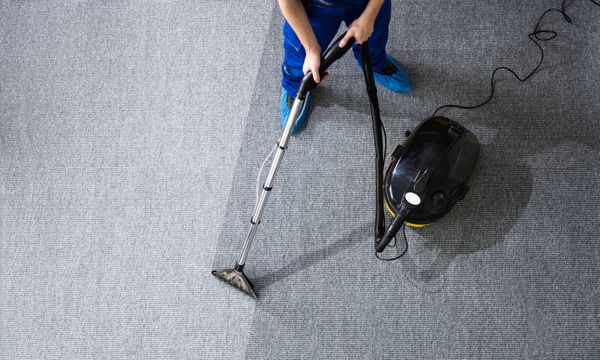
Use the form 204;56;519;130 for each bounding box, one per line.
362;55;412;93
280;88;313;134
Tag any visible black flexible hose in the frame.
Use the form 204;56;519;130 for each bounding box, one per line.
361;43;387;240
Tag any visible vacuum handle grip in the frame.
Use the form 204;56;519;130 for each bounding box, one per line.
319;33;356;76
296;32;355;99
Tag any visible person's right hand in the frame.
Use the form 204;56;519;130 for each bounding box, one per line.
302;46;329;84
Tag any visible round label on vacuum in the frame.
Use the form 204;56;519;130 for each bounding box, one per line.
405;192;421;206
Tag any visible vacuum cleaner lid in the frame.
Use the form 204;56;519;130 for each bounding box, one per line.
385;117;480;225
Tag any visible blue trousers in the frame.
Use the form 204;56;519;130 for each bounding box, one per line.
281;0;391;98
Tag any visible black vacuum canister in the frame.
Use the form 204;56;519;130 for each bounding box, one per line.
384;116;480;226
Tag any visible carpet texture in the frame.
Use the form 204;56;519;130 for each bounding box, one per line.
213;1;600;359
0;0;599;359
0;1;272;359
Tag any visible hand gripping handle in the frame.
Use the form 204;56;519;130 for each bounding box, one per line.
296;33;356;100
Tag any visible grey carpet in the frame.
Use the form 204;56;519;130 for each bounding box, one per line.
213;1;600;359
0;1;273;359
1;0;599;359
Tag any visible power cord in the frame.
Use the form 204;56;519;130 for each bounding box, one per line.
432;0;599;118
255;144;278;206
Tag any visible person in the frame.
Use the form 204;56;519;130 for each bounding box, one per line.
278;0;411;134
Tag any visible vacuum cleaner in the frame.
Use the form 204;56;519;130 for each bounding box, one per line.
212;33;480;299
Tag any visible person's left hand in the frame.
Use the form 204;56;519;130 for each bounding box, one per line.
339;14;375;47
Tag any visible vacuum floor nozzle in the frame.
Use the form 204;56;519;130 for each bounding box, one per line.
211;265;257;299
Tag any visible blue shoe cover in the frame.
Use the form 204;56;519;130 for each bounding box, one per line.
373;55;411;93
280;88;312;134
357;55;411;93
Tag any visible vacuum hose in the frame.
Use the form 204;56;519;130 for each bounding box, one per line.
360;43;422;253
297;35;356;100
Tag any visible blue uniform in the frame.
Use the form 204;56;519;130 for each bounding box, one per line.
303;0;366;7
282;0;391;98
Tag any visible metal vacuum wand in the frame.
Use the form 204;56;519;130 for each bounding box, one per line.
212;33;356;299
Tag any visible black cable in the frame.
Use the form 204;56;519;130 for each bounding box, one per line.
431;0;598;118
375;224;408;261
